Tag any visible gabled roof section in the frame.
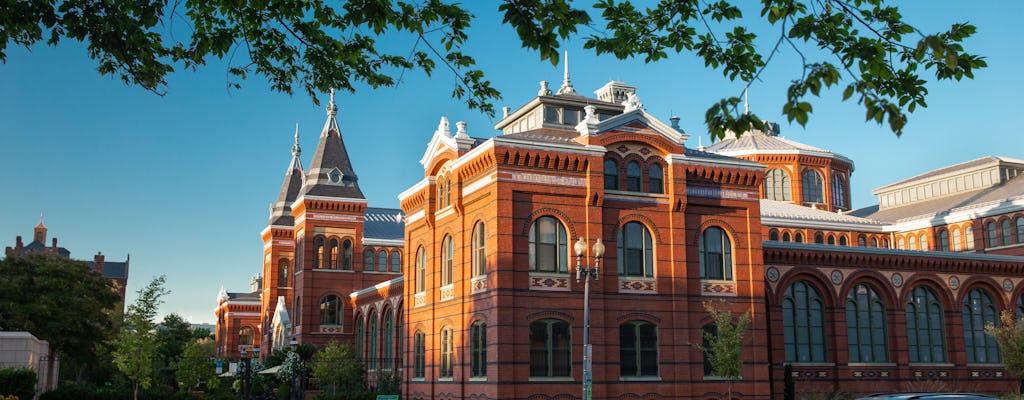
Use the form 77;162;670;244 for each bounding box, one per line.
300;91;364;199
704;127;853;167
364;207;405;241
850;173;1024;224
268;126;304;226
576;100;689;146
875;156;1024;192
419;116;476;171
271;295;290;329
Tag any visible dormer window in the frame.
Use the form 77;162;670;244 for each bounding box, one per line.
329;168;342;184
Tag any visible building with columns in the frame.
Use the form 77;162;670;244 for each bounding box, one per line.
217;67;1024;398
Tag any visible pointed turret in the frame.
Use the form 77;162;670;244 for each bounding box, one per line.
268;125;305;226
33;213;47;243
300;90;365;199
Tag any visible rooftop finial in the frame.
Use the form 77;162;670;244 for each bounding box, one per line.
292;123;301;158
539;81;552;96
556;50;577;96
743;85;750;115
437;116;451;137
327;89;338;117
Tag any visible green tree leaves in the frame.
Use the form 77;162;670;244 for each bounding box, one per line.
112;275;168;400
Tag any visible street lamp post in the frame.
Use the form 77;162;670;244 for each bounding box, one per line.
574;237;604;400
240;346;260;400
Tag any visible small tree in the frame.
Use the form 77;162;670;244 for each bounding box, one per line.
172;338;217;392
986;310;1024;399
311;342;364;396
112;275;169;400
698;300;751;400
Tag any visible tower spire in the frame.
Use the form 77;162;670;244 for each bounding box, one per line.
268;125;306;226
744;86;750;115
292;123;301;159
556;50;577;96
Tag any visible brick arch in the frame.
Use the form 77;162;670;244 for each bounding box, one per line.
775;269;836;309
520;208;578;239
840;271;899;310
466;312;489;329
614;214;664;244
694;218;740;247
957;278;1006;311
898;274;955;311
525;310;574;323
615;312;662;324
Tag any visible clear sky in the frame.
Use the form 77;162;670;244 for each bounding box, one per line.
1;2;1020;323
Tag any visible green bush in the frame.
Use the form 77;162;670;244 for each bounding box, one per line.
0;367;36;400
39;381;129;400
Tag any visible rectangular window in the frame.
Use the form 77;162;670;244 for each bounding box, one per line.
414;332;425;378
471;323;487;377
440;328;453;378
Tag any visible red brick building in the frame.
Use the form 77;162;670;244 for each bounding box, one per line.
217;72;1024;398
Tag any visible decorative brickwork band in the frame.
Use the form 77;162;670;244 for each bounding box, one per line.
618;278;656;293
471;275;488;294
529;274;570;291
440;284;455;301
701;280;737;296
413;292;426;308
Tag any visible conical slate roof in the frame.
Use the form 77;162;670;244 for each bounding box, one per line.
300;91;365;199
268;127;305;226
704;123;852;166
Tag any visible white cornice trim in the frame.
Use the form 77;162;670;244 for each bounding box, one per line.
667;154;765;171
449;140;495;171
351;276;404;298
591;108;689;145
397;178;430;203
364;238;404;247
712;148;854;167
492;136;606;156
762;217;887;233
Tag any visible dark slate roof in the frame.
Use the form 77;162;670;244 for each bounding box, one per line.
300;99;365;199
268;157;304;226
874;155;1024;192
226;292;260;301
83;260;129;279
850;173;1024;223
16;240;70;258
364;207;405;241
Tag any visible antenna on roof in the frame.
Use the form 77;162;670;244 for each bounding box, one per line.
743;85;750;115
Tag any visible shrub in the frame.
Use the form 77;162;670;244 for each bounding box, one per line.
0;368;36;400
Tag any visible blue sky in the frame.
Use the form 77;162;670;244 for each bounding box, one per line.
1;2;1020;323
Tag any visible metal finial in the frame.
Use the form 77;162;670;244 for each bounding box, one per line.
556;50;577;96
327;89;338;116
743;86;750;115
292;123;301;157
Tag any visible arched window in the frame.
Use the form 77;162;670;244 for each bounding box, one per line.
769;229;779;241
952;228;962;252
827;235;836;245
364;249;375;272
415;246;426;293
1017;217;1024;243
378;250;388;272
896;237;905;250
870;238;878;247
858;235;867;247
471;321;487;378
965;225;975;250
649;163;664;194
699;227;732;280
618;222;654;278
781;232;791;242
783;281;826;362
882;238;889;248
765;168;791;201
939;231;950;252
383;310;394;369
314;237;325;269
920;234;929;251
440;326;454;378
908;235;916;250
620;321;658;377
814;232;824;244
963;289;1000;364
368;312;378;370
906;286;946;363
472;221;486;277
839;236;847;246
1003;219;1013;246
391;251;401;273
529;216;568;273
239;326;254;346
294;296;301;327
279;259;289;287
441;235;454;286
1017;295;1024;320
320;295;342;326
342;239;353;270
529;319;571;377
604;159;619;190
328;238;338;269
794;232;804;243
832;174;847;209
846;283;887;362
413;330;426;378
437;177;450;210
987;222;999;247
626;161;642;191
802;170;824;203
355;318;364;360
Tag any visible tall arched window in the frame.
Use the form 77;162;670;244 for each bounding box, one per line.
782;232;791;242
1003;219;1013;246
604;159;619;190
472;222;486;277
802;170;824;203
906;286;946;363
620;321;658;377
700;227;732;280
529;319;571;377
364;249;375;272
795;232;804;243
437;177;451;210
939;230;950;251
378;250;388;272
965;225;975;250
896;237;905;250
626;161;642;191
328;238;338;269
368;312;378;370
294;296;301;327
987;222;999;247
827;235;836;245
908;235;917;250
356;317;365;361
769;229;779;241
846;283;887;362
858;235;867;247
239;326;254;346
1017;217;1024;243
870;238;878;247
649;163;664;194
415;246;426;293
441;235;454;286
279;259;289;287
413;330;426;378
963;288;1000;364
832;175;847;209
783;281;826;362
952;228;962;251
383;310;394;369
618;222;654;278
814;233;824;244
471;321;487;378
320;295;342;326
391;251;401;273
440;326;454;378
342;239;353;270
1017;295;1024;320
529;216;568;273
314;237;325;269
919;234;929;251
839;236;848;246
765;168;791;201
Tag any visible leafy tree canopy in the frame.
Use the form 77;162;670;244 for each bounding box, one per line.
0;254;120;364
0;0;984;138
112;275;169;400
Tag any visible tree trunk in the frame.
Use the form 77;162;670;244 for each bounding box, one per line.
133;381;139;400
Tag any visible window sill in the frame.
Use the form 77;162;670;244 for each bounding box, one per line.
620;376;661;382
310;269;354;273
469;377;487;382
788;362;835;367
438;377;453;382
966;363;1004;367
528;376;573;382
846;363;896;367
411;377;425;382
908;363;953;367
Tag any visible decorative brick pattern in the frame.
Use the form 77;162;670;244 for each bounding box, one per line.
970;370;1005;378
471;275;487;294
701;280;737;296
318;325;342;334
618;278;656;293
440;284;454;301
530;275;570;291
413;292;426;308
852;371;890;378
913;371;949;378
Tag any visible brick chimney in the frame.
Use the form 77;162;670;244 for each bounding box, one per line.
51;238;58;254
94;252;105;275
